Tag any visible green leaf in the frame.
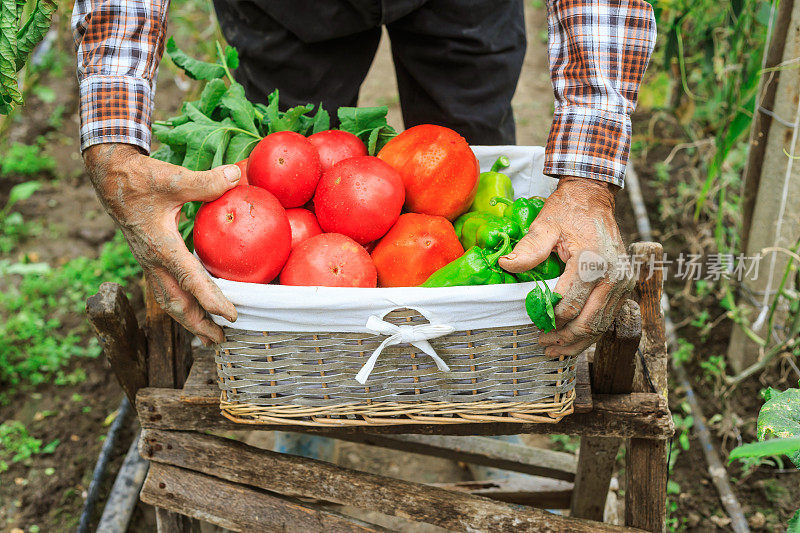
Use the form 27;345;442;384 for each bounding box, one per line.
312;105;330;134
220;83;258;135
5;180;41;211
14;0;55;71
728;437;800;463
224;45;238;70
337;106;396;155
212;128;233;168
224;132;258;164
0;0;22;104
524;283;562;333
756;386;800;467
166;37;225;80
198;78;227;117
788;509;800;533
259;89;281;134
150;144;184;165
40;438;59;454
182;101;217;125
180;118;239;171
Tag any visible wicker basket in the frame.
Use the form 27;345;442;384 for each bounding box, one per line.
216;308;577;426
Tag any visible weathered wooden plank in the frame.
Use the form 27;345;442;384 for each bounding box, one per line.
569;437;622;521
141;463;387;533
86;282;148;403
137;387;673;438
574;351;593;414
627;242;670;532
327;433;577;481
571;298;642;521
143;282;196;533
140;430;638;532
144;282;193;389
180;348;217;404
625;438;669;532
592;299;642;395
429;477;573;509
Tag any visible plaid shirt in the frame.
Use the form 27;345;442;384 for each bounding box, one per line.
72;0;655;186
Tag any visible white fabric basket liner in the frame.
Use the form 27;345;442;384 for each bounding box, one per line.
208;145;560;334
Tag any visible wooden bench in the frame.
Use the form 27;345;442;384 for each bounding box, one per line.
88;242;673;532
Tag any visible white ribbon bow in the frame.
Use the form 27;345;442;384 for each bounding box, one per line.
355;315;454;384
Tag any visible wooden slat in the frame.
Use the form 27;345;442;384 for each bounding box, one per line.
140;429;638;533
429;477;573;509
626;242;670;532
180;348;217;404
571;298;642;521
141;463;387;533
86;282;148;403
137;387;673;438
574;351;593;413
143;282;196;533
327;433;577;481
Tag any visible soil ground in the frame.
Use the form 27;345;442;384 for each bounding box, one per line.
1;2;798;532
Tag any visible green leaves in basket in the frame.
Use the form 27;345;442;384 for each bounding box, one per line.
525;282;562;333
337;105;396;155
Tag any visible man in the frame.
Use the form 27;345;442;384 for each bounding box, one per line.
73;0;655;360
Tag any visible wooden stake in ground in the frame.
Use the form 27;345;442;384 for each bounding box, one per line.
729;0;800;372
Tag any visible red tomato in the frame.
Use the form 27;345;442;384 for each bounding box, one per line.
247;131;321;207
285;208;322;249
194;185;291;283
314;156;405;245
371;213;464;287
280;233;377;287
377;124;479;220
308;130;368;173
234;158;249;185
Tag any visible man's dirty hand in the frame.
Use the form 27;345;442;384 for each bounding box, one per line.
499;176;635;357
84;143;240;345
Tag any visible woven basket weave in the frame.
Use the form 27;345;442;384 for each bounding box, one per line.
216;309;577;426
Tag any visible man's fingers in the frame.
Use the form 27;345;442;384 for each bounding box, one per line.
550;259;595;326
498;219;559;273
540;280;622;347
542;297;626;358
174;164;241;203
160;242;237;323
146;269;226;344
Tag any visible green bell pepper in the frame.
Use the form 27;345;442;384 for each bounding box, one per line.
476;216;522;250
458;212;497;249
421;234;513;287
469;156;514;217
490;196;545;233
514;253;566;281
454;211;481;239
458;213;522;250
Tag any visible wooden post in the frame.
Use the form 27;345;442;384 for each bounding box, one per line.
143;279;197;533
86;282;148;403
626;242;670;532
570;299;642;521
729;0;800;371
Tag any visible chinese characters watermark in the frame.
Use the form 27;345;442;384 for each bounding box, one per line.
575;251;762;282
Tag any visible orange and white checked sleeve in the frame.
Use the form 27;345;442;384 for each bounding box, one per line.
72;0;169;154
544;0;657;187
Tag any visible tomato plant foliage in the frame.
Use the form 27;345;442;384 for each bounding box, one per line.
0;0;55;114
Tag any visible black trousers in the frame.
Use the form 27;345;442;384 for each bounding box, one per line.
213;0;526;145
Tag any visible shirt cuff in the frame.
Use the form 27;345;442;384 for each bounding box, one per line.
544;106;631;187
79;75;154;154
